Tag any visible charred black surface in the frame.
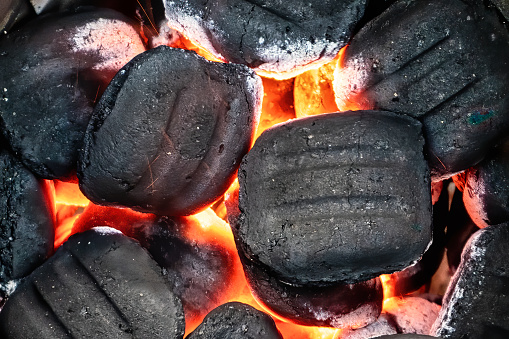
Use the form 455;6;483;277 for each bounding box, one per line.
335;0;509;180
0;8;145;180
433;223;509;338
0;0;34;32
0;149;54;287
463;142;509;228
377;335;439;339
130;216;238;323
387;180;448;296
187;302;283;339
79;46;262;216
0;228;185;338
163;0;368;76
235;110;431;285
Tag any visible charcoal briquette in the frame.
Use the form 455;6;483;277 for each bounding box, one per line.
432;223;509;338
463;143;509;228
0;149;55;287
334;0;509;180
0;228;185;338
0;8;146;179
186;302;283;339
163;0;368;78
235;110;432;286
79;45;262;216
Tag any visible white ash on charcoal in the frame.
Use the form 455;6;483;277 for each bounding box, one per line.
0;149;55;292
461;142;509;228
342;297;440;338
384;185;449;297
186;302;283;339
432;223;509;338
333;0;509;180
163;0;368;78
79;46;262;216
29;0;154;17
0;228;185;338
0;8;146;180
234;110;432;286
0;0;33;32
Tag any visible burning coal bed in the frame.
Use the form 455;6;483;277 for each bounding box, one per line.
1;0;509;338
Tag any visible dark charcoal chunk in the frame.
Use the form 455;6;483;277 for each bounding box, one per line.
0;228;185;338
187;302;283;339
432;223;509;338
163;0;368;78
236;110;431;285
0;8;145;179
0;0;33;32
333;0;509;180
0;149;54;286
79;46;262;216
463;142;509;228
227;183;383;328
71;204;243;324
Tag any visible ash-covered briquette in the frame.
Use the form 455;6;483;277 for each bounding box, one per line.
0;8;146;180
187;302;283;339
333;0;509;180
235;110;431;286
0;228;185;338
79;45;262;216
163;0;368;78
227;179;383;328
462;143;509;228
432;223;509;338
0;149;54;288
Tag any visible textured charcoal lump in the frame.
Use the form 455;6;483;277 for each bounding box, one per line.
236;110;432;286
163;0;368;78
0;228;185;338
79;45;262;216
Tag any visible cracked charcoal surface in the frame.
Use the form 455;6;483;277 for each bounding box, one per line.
227;173;383;328
334;0;509;180
79;45;262;216
463;143;509;228
187;302;283;339
432;223;509;338
0;8;146;180
235;110;432;285
0;149;54;286
0;228;185;338
163;0;368;77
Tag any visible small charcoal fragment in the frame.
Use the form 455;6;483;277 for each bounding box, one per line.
383;297;440;335
463;143;509;228
163;0;368;78
227;185;383;328
0;149;55;287
0;228;185;338
0;8;145;179
187;302;283;339
79;46;262;216
432;223;509;338
341;314;397;339
235;110;431;285
333;0;509;180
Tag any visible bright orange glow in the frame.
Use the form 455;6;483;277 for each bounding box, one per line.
380;273;398;305
53;180;90;207
167;32;224;63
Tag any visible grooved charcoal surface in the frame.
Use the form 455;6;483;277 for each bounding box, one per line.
334;0;509;180
163;0;368;78
0;149;54;286
79;45;262;216
187;302;283;339
0;228;185;338
463;143;509;228
236;110;432;285
432;223;509;338
0;8;145;180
